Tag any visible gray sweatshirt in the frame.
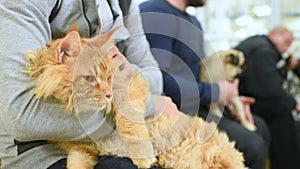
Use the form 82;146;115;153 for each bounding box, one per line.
0;0;162;168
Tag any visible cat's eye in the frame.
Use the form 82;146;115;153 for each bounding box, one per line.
84;75;97;84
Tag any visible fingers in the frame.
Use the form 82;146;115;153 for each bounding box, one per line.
289;54;299;69
244;104;255;124
227;103;240;122
110;46;124;63
240;96;255;104
109;46;132;79
152;95;180;116
296;103;300;112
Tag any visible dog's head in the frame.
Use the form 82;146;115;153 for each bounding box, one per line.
221;49;245;82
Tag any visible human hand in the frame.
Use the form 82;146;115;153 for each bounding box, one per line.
110;46;132;79
217;80;239;106
296;103;300;112
228;96;255;124
288;54;299;70
152;95;180;117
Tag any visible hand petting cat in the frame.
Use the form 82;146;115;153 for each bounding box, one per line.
110;45;181;118
152;95;180;117
110;46;133;79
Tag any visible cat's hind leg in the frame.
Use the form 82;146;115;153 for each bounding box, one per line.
116;113;156;168
67;144;99;169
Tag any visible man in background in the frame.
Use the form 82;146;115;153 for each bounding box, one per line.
236;26;300;169
140;0;270;168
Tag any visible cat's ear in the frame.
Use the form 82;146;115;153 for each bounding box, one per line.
102;26;121;42
68;23;79;33
101;26;121;52
90;26;121;53
57;31;81;63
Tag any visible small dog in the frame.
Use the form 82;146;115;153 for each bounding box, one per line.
200;49;256;131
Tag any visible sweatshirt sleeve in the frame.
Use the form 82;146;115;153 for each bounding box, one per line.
0;1;114;142
120;0;163;95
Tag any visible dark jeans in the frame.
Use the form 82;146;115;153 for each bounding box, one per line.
48;156;162;169
199;107;270;169
252;100;300;169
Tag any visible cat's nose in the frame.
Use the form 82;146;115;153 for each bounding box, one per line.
106;94;112;100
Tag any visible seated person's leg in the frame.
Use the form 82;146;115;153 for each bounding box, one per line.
218;114;269;169
48;156;163;169
199;108;269;169
47;158;66;169
96;156;138;169
48;156;138;169
252;100;300;169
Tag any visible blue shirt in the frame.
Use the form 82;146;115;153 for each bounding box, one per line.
140;0;219;115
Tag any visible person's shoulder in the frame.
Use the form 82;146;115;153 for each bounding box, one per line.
235;35;267;55
239;35;267;46
140;0;170;13
188;15;201;25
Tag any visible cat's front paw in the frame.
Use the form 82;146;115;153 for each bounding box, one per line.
132;157;157;169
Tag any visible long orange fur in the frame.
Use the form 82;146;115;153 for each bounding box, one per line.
23;28;245;169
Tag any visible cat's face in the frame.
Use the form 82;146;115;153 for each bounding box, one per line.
28;28;120;112
71;31;119;112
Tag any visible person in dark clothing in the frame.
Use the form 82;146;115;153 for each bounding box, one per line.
281;53;300;77
140;0;270;169
235;26;300;169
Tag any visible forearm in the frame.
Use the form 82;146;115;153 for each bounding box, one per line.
0;92;114;142
0;46;114;143
0;1;114;142
122;0;163;94
162;72;219;115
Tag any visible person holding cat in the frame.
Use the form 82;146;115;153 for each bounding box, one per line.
235;26;300;169
0;0;180;169
139;0;270;168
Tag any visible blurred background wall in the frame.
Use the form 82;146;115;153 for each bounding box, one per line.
137;0;300;125
137;0;300;57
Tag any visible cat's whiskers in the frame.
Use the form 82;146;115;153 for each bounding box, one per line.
98;104;106;111
85;96;112;111
111;89;123;93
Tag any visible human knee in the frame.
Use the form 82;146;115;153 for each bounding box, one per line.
243;135;268;167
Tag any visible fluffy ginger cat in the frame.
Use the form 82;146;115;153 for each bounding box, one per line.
23;27;155;169
23;27;245;169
